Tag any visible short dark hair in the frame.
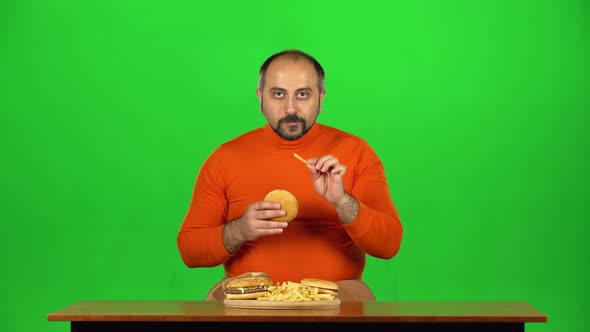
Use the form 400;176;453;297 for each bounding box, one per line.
258;49;325;92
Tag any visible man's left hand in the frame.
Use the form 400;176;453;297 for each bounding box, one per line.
304;154;359;224
305;154;347;207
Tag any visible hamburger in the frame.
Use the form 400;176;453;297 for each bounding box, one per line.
224;276;274;300
263;189;299;222
300;278;339;296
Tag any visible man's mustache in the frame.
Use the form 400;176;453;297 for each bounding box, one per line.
278;115;304;125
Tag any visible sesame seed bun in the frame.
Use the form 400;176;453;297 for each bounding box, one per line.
263;189;299;222
224;276;273;300
225;276;273;289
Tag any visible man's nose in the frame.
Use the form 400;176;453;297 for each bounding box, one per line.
285;96;297;114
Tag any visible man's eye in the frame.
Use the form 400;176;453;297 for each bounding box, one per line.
273;91;284;98
297;92;309;98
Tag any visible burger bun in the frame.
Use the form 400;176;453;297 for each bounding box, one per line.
264;189;299;222
225;276;273;289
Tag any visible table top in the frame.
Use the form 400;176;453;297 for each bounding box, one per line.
47;301;548;323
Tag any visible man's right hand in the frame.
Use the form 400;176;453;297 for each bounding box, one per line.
222;201;289;254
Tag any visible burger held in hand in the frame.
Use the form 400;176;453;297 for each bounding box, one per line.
223;276;273;300
263;189;298;222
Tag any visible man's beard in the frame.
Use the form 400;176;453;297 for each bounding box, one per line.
273;114;309;140
261;99;320;141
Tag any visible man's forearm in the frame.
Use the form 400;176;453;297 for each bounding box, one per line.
222;219;244;254
334;193;360;225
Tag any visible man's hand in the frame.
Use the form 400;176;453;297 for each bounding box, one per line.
305;154;359;224
305;154;347;206
222;201;288;254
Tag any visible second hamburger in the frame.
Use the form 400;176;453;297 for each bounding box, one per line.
300;278;339;296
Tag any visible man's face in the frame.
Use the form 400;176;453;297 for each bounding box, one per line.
257;56;325;140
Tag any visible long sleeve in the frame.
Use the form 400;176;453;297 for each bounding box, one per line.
177;147;232;267
344;140;403;259
176;124;403;282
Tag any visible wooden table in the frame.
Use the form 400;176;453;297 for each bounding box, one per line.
47;300;548;332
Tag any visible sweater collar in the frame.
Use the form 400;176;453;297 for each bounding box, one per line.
263;121;321;149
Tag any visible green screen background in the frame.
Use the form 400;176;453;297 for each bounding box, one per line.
1;1;587;331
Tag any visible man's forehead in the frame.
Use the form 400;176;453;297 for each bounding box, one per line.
265;57;318;87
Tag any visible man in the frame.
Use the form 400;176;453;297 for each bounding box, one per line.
177;50;403;301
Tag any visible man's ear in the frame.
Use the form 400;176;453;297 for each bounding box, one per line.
256;88;263;112
319;89;326;113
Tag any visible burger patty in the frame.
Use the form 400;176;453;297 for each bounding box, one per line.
225;286;268;294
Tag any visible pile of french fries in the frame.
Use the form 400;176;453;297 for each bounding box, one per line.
257;281;335;301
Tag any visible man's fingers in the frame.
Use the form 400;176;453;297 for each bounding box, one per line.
255;201;281;210
257;209;286;220
305;163;321;179
249;201;290;221
256;221;288;237
257;228;285;236
306;155;345;173
314;154;335;171
260;221;288;229
331;165;346;175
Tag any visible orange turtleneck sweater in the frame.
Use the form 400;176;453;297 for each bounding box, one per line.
177;123;403;283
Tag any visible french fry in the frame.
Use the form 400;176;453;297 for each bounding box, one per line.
293;153;309;165
257;281;336;302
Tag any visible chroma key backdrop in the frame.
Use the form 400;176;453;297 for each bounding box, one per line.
1;1;587;332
